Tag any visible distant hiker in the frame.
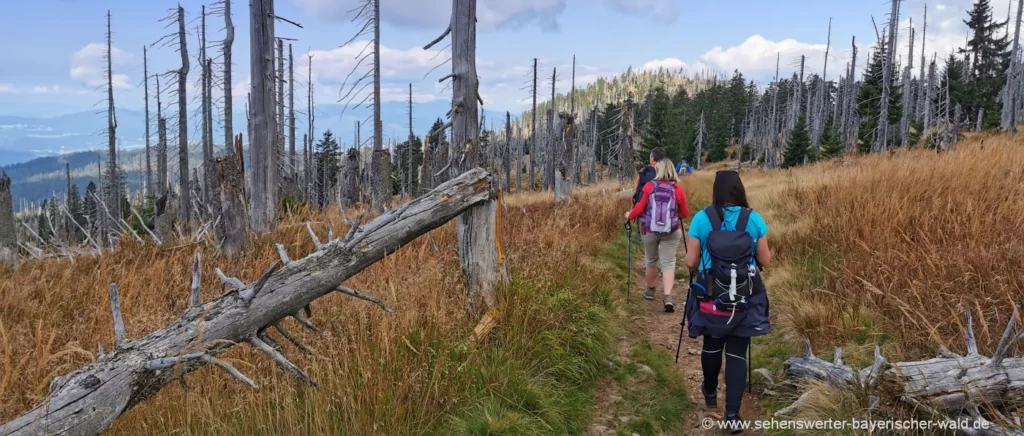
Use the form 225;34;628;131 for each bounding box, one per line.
684;170;771;434
676;160;692;176
626;156;689;312
632;148;666;205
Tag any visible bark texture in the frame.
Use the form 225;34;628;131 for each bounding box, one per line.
0;169;493;436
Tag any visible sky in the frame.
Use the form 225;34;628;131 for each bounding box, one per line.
0;0;1014;121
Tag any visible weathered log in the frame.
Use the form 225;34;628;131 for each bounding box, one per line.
780;304;1024;434
0;169;493;436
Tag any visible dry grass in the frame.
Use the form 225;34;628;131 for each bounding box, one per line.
758;134;1024;361
0;181;629;434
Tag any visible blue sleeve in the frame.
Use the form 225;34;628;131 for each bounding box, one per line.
688;210;710;240
748;211;769;240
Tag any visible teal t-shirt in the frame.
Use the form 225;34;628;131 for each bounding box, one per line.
688;206;769;272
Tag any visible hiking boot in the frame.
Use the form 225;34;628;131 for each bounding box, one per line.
702;387;717;409
663;294;674;312
643;287;655;300
724;414;744;434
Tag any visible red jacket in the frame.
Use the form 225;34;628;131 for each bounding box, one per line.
628;181;689;232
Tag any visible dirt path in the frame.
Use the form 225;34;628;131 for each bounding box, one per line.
634;285;766;436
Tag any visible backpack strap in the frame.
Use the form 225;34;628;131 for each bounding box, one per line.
735;208;753;233
704;206;723;231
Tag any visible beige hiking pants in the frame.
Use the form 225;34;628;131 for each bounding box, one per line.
641;229;682;272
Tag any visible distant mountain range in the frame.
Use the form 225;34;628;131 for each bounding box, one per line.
0;100;506;209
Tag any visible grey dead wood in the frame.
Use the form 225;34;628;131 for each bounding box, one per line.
0;169;493;436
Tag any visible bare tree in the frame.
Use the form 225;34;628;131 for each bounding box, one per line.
1003;0;1023;133
175;5;191;225
156;75;168;198
104;11;121;244
877;0;901;152
220;0;236;156
307;52;315;198
143;47;153;196
917;5;928;122
530;58;538;191
249;0;277;231
424;0;501;315
289;44;297;178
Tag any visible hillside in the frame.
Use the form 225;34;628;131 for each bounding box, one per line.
0;101;506;208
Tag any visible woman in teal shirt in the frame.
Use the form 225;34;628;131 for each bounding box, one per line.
683;170;771;434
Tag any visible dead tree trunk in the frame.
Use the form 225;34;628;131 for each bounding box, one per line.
249;0;277;231
503;112;512;193
215;138;248;258
341;148;361;208
0;169;493;436
0;172;15;265
423;0;500;315
175;5;191;226
155;76;167;198
143;47;153;196
370;148;391;212
918;5;928;122
1003;0;1023;133
288;44;297;185
222;0;235;157
877;0;901;153
529;58;538;192
406;83;415;197
306;53;315;199
104;11;121;244
544;68;557;191
554;112;575;203
780;305;1024;435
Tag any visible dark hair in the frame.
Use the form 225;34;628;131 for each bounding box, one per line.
712;170;749;209
650;148;666;162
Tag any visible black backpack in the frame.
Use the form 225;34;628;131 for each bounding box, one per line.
698;206;765;312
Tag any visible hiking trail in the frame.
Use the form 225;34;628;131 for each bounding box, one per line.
587;239;766;436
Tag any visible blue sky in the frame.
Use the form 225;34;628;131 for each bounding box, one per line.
0;0;1001;119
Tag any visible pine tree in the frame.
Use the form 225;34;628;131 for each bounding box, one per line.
641;86;678;159
857;45;903;153
313;130;341;208
908;118;924;146
393;136;423;196
597;102;619;165
83;182;98;236
820;116;844;159
37;200;51;242
67;183;84;242
957;0;1010;129
783;115;811;168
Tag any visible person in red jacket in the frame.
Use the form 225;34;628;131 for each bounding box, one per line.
625;157;690;311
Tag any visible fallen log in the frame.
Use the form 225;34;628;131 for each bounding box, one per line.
779;304;1024;434
0;168;494;436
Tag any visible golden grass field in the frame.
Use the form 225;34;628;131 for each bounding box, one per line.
2;133;1022;434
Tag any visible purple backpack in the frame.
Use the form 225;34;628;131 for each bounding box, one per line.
641;182;679;234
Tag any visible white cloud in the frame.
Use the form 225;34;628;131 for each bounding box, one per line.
602;0;678;24
69;43;134;89
640;58;710;74
0;83;12;93
700;35;844;79
936;4;947;11
293;0;566;31
32;86;60;94
307;42;446;86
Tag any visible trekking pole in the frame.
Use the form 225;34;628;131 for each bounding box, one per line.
675;270;695;363
624;221;632;300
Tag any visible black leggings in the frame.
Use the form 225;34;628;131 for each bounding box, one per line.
701;335;750;415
